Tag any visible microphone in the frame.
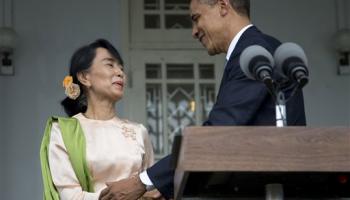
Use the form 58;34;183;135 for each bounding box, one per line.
240;45;275;91
274;42;309;89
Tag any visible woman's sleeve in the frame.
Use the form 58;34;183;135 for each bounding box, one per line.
48;122;100;200
139;124;155;170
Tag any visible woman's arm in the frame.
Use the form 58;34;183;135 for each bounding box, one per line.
48;122;100;200
140;124;155;170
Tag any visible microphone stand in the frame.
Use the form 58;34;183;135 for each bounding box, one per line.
265;83;288;127
265;88;286;200
275;91;287;127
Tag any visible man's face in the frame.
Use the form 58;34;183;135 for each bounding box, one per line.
190;0;225;55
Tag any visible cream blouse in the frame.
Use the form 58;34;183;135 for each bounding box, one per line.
48;113;154;200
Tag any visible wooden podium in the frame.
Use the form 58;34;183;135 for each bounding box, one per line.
172;127;350;199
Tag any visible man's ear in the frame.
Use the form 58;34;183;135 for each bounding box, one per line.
218;0;229;16
77;71;91;88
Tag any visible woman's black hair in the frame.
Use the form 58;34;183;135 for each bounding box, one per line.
61;39;124;117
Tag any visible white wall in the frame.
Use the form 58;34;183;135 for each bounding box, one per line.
0;0;123;199
0;0;349;199
252;0;350;126
0;78;5;198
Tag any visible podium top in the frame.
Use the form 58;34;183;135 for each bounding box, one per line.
175;126;350;172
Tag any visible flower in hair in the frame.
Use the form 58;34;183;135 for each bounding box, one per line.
63;76;73;88
62;75;80;100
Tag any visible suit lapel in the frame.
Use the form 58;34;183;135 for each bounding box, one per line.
217;26;260;98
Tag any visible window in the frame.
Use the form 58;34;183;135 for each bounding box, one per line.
145;62;216;155
131;0;197;46
143;0;191;29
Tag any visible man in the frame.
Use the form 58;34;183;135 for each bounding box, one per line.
99;0;306;199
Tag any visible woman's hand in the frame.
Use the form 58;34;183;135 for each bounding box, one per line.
142;189;166;200
99;176;146;200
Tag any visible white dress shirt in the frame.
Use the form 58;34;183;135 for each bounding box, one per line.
226;24;253;61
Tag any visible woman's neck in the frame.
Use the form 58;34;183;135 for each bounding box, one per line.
84;97;116;120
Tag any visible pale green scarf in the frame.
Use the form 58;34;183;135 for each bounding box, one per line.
40;116;94;200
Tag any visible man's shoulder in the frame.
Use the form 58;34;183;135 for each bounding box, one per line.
236;26;281;54
225;26;282;78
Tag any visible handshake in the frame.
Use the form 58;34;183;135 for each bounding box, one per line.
99;175;166;200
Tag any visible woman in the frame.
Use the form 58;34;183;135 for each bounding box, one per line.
40;39;155;199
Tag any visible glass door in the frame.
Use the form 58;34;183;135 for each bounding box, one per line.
126;50;224;158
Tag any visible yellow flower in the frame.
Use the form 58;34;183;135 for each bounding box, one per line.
63;76;73;88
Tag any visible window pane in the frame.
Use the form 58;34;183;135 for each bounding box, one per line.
146;63;162;79
200;84;215;121
145;14;160;29
165;14;191;29
199;64;215;79
146;84;164;154
164;0;189;10
167;84;195;151
166;64;193;79
144;0;160;10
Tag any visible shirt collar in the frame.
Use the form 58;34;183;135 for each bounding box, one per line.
226;24;253;61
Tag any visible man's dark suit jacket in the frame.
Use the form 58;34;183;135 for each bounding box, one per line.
146;26;306;199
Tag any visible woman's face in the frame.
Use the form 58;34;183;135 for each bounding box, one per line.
84;47;125;102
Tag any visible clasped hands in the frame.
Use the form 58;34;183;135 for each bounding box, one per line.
99;175;165;200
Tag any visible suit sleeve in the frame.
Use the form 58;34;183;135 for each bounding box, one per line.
146;155;174;199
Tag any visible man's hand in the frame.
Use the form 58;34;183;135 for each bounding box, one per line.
99;175;147;200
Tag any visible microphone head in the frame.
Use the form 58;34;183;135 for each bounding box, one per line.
274;42;308;78
240;45;275;80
